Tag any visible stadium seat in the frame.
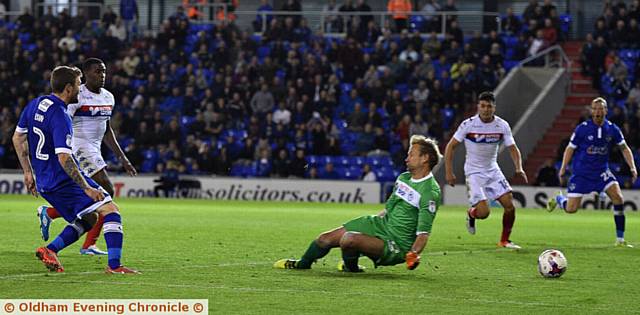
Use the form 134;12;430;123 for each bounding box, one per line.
504;60;519;72
257;46;271;59
341;83;353;95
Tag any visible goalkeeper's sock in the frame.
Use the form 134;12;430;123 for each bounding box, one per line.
298;240;330;269
341;251;361;272
500;209;515;243
556;194;568;211
613;204;625;239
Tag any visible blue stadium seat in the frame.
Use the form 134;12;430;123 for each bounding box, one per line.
341;83;353;95
504;60;519;72
409;15;425;32
394;84;409;98
257;46;271;59
307;155;319;166
560;14;572;34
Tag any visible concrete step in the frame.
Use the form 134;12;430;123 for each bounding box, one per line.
571;72;591;81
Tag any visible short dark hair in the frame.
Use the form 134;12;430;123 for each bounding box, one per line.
478;91;495;104
50;66;82;93
82;58;104;73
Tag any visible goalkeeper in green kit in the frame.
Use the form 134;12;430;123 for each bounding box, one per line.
274;135;442;272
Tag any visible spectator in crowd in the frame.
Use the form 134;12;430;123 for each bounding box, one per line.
361;164;377;181
536;159;560;187
251;83;275;117
119;0;138;41
387;0;412;32
502;7;522;35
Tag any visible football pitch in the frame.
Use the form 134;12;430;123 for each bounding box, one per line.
1;194;639;314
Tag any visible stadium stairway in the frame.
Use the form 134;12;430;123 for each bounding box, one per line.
515;41;598;185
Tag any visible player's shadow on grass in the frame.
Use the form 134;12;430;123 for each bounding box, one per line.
290;269;433;281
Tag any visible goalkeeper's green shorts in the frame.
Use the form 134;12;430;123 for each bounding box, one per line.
342;215;406;267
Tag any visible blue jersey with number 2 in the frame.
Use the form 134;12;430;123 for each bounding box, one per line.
16;94;76;192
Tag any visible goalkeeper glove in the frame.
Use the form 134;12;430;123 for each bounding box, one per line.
405;251;420;270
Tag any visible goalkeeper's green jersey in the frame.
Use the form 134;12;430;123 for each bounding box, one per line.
383;172;441;250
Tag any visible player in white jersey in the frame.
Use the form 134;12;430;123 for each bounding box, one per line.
37;58;137;256
444;92;528;249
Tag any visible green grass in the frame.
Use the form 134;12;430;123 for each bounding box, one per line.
1;194;639;314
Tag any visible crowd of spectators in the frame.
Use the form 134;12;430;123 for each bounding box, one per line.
0;1;571;182
542;0;640;189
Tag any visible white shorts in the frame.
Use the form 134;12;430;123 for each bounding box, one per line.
73;146;107;177
465;169;512;206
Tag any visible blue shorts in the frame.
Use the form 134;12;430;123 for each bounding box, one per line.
40;178;112;223
567;170;618;198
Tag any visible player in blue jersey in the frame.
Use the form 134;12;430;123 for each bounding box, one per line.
12;66;138;273
37;58;137;256
547;97;638;247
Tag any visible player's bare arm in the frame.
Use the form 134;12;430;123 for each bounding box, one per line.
58;152;104;201
508;144;527;183
12;131;37;196
619;142;638;183
104;120;137;176
558;146;575;185
444;137;460;186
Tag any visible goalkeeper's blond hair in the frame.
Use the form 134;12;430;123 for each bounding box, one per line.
410;135;442;169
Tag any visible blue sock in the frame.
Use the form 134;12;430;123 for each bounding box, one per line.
103;213;123;269
47;225;81;253
556;194;568;211
613;204;625;239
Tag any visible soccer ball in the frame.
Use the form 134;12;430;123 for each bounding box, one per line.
537;249;567;278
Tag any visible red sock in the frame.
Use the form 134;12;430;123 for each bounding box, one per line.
82;215;104;249
46;207;61;219
500;210;515;243
468;207;477;218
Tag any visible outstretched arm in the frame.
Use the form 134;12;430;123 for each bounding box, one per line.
444;138;460;187
620;143;638;183
104;120;137;176
12;131;37;196
508;144;527;183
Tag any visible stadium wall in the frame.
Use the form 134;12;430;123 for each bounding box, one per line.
496;67;569;177
444;185;640;211
0;173;382;204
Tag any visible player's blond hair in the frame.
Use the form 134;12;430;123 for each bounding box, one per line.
591;97;607;108
410;135;442;169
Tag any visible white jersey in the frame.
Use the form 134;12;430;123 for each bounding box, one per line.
452;114;515;176
66;84;115;152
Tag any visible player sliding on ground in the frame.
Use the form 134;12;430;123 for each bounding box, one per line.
12;66;138;274
37;58;137;256
275;135;442;272
444;91;528;249
547;97;638;247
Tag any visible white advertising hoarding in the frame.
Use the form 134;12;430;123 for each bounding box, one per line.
444;186;640;211
0;174;381;204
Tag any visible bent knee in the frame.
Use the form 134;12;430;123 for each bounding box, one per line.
339;232;358;249
97;202;120;216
